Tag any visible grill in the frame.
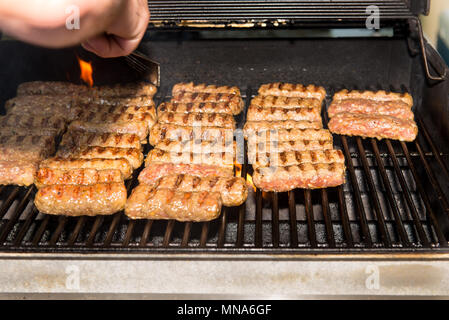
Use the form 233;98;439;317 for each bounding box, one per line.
0;0;448;257
0;85;448;253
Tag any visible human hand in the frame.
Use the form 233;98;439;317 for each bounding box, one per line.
81;0;149;58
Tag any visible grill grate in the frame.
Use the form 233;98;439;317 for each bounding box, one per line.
147;0;420;28
0;84;448;254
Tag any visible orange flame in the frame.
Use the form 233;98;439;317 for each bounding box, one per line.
234;162;256;192
234;163;242;177
246;173;256;192
78;57;93;87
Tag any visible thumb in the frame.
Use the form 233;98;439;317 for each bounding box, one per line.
82;34;138;58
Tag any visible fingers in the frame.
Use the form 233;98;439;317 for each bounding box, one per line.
81;0;149;58
82;34;140;58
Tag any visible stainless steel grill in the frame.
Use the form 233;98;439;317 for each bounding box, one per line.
147;0;425;28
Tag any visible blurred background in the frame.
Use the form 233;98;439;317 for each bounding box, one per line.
422;0;449;65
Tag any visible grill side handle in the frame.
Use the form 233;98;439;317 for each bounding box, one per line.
409;17;447;83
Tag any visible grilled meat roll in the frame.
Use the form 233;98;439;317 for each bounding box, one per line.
332;89;413;107
58;146;143;169
75;111;156;129
250;95;322;109
149;174;248;207
328;99;414;120
125;186;222;221
172;82;241;96
35;168;123;189
258;83;326;103
158;102;238;115
246;105;322;122
0;127;61;137
145;149;234;168
155;139;235;154
92;82;157;98
244;120;322;137
79;104;156;118
0;135;55;162
253;163;346;192
328;113;418;141
0;115;66;133
149;123;233;146
17;81;90;96
40;158;133;179
7;103;82;122
251;140;333;153
77;95;155;107
60;132;142;151
69;120;148;142
250;150;345;168
158;112;235;129
138;163;233;185
244;128;333;142
35;183;127;216
17;81;157;98
171;92;243;113
5;95;73;112
0;160;37;186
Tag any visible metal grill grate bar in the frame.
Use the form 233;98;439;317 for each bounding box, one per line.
400;142;448;245
341;136;373;247
304;190;317;247
67;216;86;246
288;191;299;248
337;186;354;247
414;140;449;216
0;187;34;244
417;117;449;182
140;220;153;246
181;222;192;247
385;140;430;246
356;138;392;247
321;189;336;248
371;139;411;246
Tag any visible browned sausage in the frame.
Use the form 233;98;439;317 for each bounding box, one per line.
258;83;326;103
138;163;233;185
151;174;248;207
332;89;413;107
328;99;413;120
250;150;345;168
250;95;321;109
69;120;148;142
145;149;234;168
125;186;222;222
0;160;37;186
158;102;238;115
35;183;127;216
57;146;143;169
0;135;55;162
35;168;123;188
157;112;235;129
253;163;346;192
328;113;418;141
40;158;133;179
172;82;241;96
